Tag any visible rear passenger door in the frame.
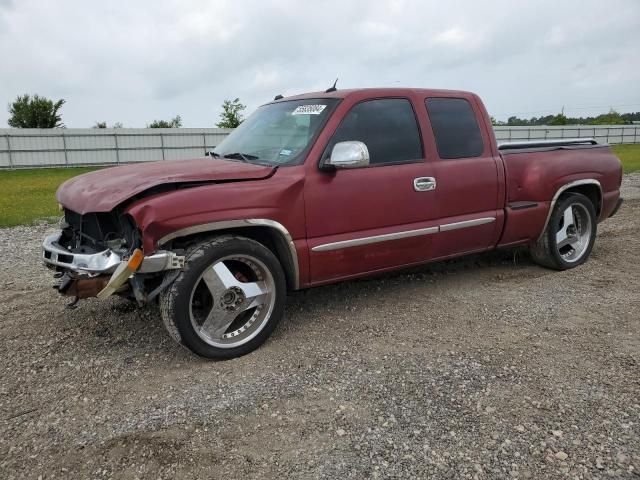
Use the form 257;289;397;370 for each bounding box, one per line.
423;97;502;259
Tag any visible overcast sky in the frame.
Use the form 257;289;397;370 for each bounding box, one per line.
1;0;639;127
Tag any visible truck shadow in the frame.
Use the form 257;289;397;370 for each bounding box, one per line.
65;246;541;359
292;246;536;297
280;246;543;333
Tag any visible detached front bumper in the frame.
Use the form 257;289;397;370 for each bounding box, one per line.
43;233;183;275
43;233;122;274
43;233;184;301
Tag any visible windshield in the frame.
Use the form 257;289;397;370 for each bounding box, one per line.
212;98;339;166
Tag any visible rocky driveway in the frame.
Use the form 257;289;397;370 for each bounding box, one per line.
1;174;639;479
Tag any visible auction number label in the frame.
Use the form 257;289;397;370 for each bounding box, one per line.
292;105;327;115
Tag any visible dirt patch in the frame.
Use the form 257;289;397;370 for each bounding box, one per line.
1;176;639;479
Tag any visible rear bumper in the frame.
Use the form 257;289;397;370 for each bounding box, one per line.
609;197;624;218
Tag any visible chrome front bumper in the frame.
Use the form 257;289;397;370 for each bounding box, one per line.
42;233;184;275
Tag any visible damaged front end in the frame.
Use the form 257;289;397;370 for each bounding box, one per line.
43;208;184;307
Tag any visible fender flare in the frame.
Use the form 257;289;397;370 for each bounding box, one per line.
538;179;602;241
157;219;300;290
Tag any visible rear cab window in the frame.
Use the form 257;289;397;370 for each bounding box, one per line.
425;98;484;159
325;98;423;166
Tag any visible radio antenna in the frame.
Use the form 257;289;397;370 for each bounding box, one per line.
325;78;338;93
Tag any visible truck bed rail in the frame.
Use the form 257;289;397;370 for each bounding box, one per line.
498;138;598;151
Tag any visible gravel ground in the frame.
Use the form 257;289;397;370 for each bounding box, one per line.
1;174;639;479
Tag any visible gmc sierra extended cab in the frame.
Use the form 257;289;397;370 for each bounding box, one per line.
43;88;624;359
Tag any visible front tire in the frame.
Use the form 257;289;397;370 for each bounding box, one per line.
529;192;597;270
160;235;287;359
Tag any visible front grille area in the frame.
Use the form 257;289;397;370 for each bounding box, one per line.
61;208;132;254
64;210;121;243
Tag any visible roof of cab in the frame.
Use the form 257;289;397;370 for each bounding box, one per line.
270;87;476;103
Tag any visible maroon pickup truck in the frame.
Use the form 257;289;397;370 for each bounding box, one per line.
44;88;623;358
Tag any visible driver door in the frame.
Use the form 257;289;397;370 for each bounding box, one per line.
303;97;440;284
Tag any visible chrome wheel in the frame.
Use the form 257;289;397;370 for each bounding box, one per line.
188;254;276;348
555;203;592;263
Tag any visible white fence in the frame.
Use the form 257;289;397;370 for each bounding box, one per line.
0;128;232;169
0;125;638;169
493;125;640;145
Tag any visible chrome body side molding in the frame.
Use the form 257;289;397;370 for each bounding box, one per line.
157;219;300;290
439;217;496;232
311;227;439;252
312;217;496;252
537;179;602;241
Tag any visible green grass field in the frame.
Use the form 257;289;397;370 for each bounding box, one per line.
0;144;639;227
0;167;99;227
612;144;640;174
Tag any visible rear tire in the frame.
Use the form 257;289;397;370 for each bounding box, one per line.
160;235;286;359
529;193;597;270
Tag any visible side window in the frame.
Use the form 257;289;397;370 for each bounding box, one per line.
425;98;484;159
328;99;423;165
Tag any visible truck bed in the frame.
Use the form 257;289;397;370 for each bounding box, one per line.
496;139;622;247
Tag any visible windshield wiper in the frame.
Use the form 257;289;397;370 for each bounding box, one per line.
223;152;259;163
206;150;221;158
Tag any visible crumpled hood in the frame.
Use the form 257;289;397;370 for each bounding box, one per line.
56;158;275;214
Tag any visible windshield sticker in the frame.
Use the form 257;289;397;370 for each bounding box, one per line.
292;104;327;115
279;149;292;156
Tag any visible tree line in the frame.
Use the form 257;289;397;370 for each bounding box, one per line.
491;110;640;126
6;94;246;129
8;93;639;129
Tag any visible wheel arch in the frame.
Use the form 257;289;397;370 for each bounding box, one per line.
537;179;602;241
157;219;299;290
562;183;602;217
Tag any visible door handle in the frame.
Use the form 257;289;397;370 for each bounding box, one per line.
414;177;436;192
